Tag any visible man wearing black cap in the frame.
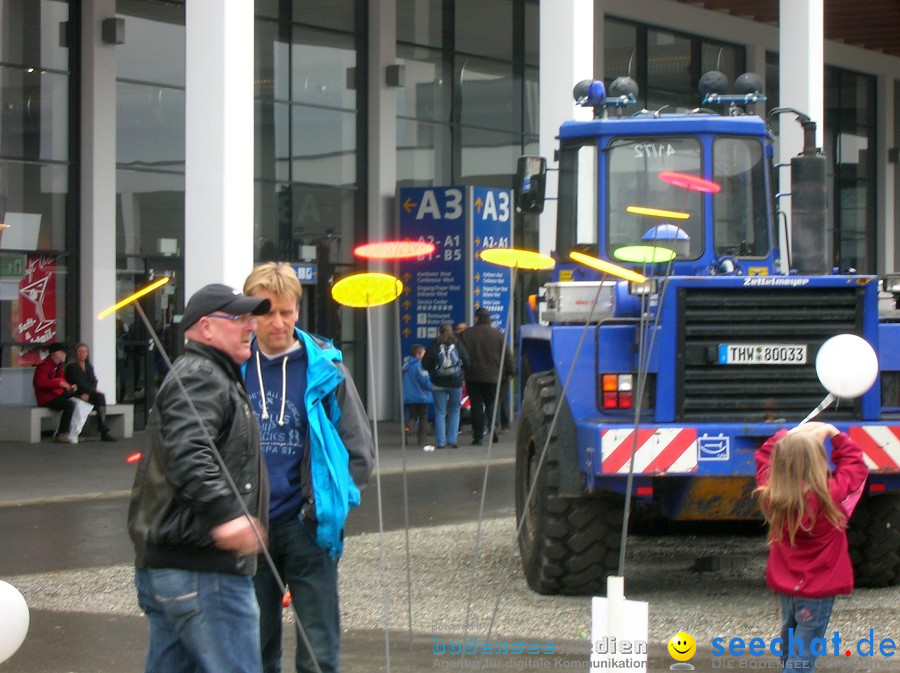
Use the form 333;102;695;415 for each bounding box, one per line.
128;283;272;673
32;343;78;443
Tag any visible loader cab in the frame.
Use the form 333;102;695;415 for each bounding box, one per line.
553;116;778;279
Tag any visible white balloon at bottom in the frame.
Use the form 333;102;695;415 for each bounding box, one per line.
815;334;879;399
0;580;29;663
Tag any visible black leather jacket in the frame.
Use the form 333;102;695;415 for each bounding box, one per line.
127;342;269;576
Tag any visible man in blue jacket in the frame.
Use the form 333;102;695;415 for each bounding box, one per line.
242;263;374;673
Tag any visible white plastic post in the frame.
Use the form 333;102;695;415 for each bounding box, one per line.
591;576;648;668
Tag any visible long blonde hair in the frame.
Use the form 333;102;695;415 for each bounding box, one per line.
755;432;846;546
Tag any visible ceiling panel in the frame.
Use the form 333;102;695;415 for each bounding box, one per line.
675;0;900;57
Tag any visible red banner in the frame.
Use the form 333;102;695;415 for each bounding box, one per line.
18;254;57;364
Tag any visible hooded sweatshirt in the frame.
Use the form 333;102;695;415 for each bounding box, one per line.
243;327;374;558
244;341;309;524
402;356;432;404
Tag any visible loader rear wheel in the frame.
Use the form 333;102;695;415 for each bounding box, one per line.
515;370;623;595
848;493;900;587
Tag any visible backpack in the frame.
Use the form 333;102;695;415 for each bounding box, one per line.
433;343;462;378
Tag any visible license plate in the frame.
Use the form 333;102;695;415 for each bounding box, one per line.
718;344;807;365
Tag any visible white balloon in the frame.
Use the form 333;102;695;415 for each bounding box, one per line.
0;580;29;663
815;334;879;398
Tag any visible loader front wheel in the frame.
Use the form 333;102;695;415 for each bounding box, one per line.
848;493;900;587
515;370;623;595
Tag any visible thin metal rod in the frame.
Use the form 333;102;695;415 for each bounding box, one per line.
484;275;608;640
393;299;416;669
135;302;324;673
617;258;674;578
365;304;392;673
462;266;519;646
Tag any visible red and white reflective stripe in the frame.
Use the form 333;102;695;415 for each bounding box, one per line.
600;428;698;474
848;426;900;471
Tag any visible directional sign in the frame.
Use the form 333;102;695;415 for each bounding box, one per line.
398;186;514;362
398;187;467;359
470;187;513;331
292;263;318;285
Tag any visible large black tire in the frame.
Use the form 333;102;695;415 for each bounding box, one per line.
515;370;623;595
847;493;900;587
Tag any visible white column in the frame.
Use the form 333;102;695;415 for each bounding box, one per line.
539;0;594;256
367;0;398;420
778;0;824;269
80;0;118;402
184;0;254;295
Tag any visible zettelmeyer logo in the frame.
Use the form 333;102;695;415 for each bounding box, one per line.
668;631;697;670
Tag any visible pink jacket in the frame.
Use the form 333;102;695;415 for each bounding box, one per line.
755;429;868;598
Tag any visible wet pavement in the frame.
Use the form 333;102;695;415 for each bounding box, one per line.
1;423;546;672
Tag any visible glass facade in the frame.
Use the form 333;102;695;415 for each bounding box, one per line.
0;0;73;398
254;0;363;353
114;0;185;418
396;0;539;189
825;66;877;273
0;1;892;412
768;53;878;274
603;17;745;113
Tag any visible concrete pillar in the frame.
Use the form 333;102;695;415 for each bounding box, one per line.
366;0;398;420
778;0;824;271
539;0;594;256
184;0;254;294
80;0;118;401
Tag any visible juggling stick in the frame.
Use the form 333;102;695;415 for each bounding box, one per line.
331;272;404;673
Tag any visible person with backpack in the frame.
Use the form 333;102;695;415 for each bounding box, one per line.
422;322;469;449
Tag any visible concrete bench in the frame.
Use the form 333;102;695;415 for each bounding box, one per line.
0;404;134;443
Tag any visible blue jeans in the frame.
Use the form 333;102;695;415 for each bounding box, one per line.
432;386;461;447
254;518;340;673
135;567;261;673
779;594;836;672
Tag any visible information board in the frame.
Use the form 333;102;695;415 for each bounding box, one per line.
398;187;467;358
470;186;513;332
398;186;513;360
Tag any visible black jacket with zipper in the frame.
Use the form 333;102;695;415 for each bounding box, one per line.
127;342;269;576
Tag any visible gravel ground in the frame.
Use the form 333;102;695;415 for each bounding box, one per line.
4;517;898;654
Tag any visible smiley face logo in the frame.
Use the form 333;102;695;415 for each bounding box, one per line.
668;631;696;669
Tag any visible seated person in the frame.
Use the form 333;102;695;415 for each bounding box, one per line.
33;343;78;443
65;342;115;442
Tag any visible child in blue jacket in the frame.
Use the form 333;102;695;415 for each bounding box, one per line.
402;344;432;446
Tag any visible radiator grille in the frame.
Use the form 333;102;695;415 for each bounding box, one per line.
677;287;863;422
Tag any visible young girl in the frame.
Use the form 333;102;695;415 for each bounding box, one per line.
755;421;868;672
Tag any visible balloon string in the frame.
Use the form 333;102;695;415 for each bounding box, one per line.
794;393;836;428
